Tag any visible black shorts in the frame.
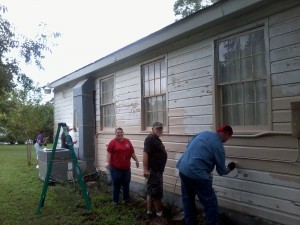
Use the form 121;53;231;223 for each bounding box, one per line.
147;171;163;200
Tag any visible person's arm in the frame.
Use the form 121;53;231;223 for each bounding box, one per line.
131;152;139;168
143;152;150;178
213;141;229;176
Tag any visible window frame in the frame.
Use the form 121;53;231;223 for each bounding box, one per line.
214;25;271;133
141;58;167;131
100;75;115;131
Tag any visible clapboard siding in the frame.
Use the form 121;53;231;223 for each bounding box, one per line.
227;135;297;149
269;5;300;144
271;57;300;74
269;29;300;50
269;16;300;38
168;105;213;117
269;6;300;26
53;3;300;225
168;86;212;100
270;43;300;62
54;89;74;125
272;96;300;110
271;70;300;86
226;146;297;162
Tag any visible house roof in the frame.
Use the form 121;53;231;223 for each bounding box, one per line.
50;0;298;88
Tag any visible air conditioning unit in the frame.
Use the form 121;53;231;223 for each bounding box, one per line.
38;148;82;182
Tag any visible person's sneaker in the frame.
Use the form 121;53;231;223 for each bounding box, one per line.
112;201;118;206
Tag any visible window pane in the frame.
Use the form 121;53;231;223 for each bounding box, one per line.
155;78;161;95
217;29;267;127
152;96;158;112
103;104;115;128
245;103;255;125
241;57;252;80
149;80;154;96
232;104;243;125
157;95;163;111
219;62;229;83
161;61;166;77
145;98;151;113
144;81;149;97
227;38;239;60
253;54;266;78
256;80;267;102
252;30;265;54
146;112;152;127
256;102;268;125
218;41;227;62
244;82;254;103
222;85;231;105
149;64;154;80
240;33;252;57
232;83;242;104
223;105;232;125
142;59;166;127
101;76;115;128
161;77;166;94
155;62;161;79
102;77;113;92
158;112;164;123
143;66;148;82
228;60;240;81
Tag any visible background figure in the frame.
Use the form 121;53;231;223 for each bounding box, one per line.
176;124;236;225
143;122;167;224
34;129;47;159
61;127;77;149
106;127;139;205
34;129;47;169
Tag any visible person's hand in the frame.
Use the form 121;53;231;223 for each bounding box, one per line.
143;170;150;179
227;162;236;171
105;163;110;170
135;161;139;168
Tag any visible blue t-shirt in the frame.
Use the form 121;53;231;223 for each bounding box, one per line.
176;131;228;179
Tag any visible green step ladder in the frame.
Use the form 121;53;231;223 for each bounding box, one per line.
36;122;92;214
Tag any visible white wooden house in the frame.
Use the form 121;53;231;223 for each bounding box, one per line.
49;0;300;224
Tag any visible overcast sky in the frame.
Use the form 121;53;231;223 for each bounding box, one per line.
1;0;177;88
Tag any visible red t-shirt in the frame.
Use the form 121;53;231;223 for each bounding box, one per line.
107;138;134;170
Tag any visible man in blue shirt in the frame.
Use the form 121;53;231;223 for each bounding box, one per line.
176;124;236;225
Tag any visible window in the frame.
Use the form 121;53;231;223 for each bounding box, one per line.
100;76;115;129
142;59;167;128
216;28;268;127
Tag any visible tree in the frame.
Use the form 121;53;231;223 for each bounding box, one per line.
173;0;220;19
0;5;60;99
0;4;59;143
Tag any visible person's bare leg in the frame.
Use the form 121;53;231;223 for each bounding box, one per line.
154;199;162;216
147;195;153;212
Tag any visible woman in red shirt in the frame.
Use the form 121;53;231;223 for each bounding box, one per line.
106;127;139;205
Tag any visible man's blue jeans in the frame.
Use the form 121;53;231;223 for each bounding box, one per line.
109;166;131;203
179;172;219;225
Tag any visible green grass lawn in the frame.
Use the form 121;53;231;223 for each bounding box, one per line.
0;144;149;225
0;145;241;225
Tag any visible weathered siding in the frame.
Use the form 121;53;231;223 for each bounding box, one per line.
53;2;300;225
168;40;214;134
270;5;300;132
212;6;300;225
115;66;141;132
54;87;75;145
